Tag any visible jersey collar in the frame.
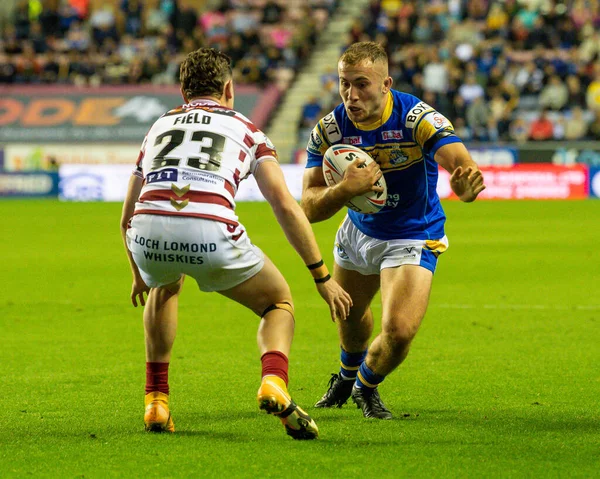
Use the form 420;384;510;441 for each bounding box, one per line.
187;99;221;107
351;92;393;131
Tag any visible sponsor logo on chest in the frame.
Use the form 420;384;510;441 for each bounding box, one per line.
343;136;362;145
382;130;403;140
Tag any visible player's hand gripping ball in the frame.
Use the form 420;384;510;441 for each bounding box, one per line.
322;144;387;214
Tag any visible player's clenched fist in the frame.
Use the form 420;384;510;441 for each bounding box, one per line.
341;159;384;197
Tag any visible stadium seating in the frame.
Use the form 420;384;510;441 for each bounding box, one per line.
296;0;600;143
3;0;600;152
0;0;337;90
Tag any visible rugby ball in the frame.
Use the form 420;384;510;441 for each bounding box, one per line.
322;144;387;214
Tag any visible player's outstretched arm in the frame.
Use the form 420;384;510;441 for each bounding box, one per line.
255;161;352;320
435;142;486;202
120;174;150;307
301;159;383;223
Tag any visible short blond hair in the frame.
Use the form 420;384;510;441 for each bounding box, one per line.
339;42;388;66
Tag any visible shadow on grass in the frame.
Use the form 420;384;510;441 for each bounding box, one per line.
427;412;600;434
174;430;244;440
183;411;259;421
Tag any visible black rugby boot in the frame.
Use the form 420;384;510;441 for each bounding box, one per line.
314;373;354;408
351;385;393;419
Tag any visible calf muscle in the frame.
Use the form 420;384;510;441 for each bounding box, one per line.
366;265;433;375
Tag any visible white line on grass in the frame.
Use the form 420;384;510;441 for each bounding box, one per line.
433;303;600;311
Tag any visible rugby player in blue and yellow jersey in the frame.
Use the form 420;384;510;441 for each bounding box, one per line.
301;42;486;419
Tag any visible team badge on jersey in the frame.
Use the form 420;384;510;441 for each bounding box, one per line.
389;149;409;165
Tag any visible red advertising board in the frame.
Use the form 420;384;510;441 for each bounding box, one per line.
437;164;589;200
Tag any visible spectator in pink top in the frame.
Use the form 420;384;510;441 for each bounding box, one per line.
269;25;293;49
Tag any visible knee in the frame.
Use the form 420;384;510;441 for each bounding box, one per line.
261;300;294;319
382;317;421;346
149;286;179;306
156;276;184;297
257;283;293;318
346;306;372;325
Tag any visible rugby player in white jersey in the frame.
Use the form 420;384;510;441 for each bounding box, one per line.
120;48;352;440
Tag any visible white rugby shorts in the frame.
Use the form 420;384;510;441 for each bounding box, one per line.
126;214;264;292
333;216;448;275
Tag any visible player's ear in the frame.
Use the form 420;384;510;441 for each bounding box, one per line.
180;87;189;103
223;79;235;108
225;79;234;101
382;76;393;94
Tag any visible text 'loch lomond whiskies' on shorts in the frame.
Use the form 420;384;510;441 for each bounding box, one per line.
143;251;205;264
133;235;217;252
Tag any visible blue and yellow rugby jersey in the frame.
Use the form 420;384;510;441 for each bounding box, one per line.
306;90;462;241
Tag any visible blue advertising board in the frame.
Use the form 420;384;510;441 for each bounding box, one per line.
589;167;600;198
0;171;59;197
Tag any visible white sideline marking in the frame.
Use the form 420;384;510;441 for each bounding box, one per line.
433;303;600;311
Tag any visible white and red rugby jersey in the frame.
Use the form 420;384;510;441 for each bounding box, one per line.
133;99;278;227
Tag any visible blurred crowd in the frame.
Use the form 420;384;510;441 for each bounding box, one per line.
0;0;337;89
4;0;600;144
299;0;600;143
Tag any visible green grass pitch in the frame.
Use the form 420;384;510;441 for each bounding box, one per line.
1;199;599;478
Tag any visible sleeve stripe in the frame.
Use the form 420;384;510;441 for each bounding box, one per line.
316;121;331;146
423;130;457;155
256;143;278;160
412;110;435;136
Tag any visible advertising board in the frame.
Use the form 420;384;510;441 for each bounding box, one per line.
58;164;305;202
437;164;589;200
0;171;59;197
589;167;600;198
56;164;592;203
0;85;280;143
4;144;140;171
59;164;132;201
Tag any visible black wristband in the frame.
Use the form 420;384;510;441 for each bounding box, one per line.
314;274;331;284
307;259;324;270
